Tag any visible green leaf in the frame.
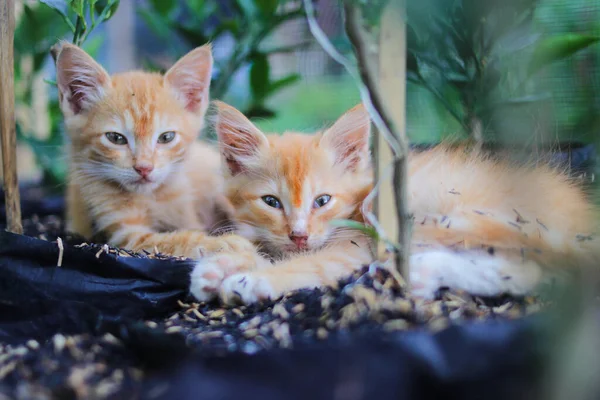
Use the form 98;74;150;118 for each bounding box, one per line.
215;19;241;38
266;73;300;96
101;0;120;21
359;0;390;27
138;8;172;39
38;0;75;31
488;94;553;108
527;34;600;76
69;0;85;17
174;24;208;47
148;0;176;16
406;51;420;75
82;35;104;57
250;53;270;101
255;0;279;17
185;0;205;14
235;0;258;18
245;105;276;119
39;0;69;16
94;0;120;22
329;220;379;240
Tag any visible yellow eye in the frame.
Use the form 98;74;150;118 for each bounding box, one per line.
158;131;176;144
105;132;128;145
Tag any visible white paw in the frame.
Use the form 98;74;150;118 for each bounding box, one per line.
190;259;225;302
189;253;246;302
219;273;276;305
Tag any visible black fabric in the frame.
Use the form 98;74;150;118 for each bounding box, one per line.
0;231;193;342
0;230;546;399
134;319;543;400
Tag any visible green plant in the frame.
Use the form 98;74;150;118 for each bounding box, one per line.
405;0;600;144
139;0;307;118
40;0;120;46
14;0;119;187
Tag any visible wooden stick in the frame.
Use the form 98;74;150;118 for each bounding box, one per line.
0;0;23;234
378;0;409;276
343;1;410;277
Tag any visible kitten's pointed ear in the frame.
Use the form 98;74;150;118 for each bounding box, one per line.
320;104;371;171
214;101;269;175
164;44;213;114
55;42;111;115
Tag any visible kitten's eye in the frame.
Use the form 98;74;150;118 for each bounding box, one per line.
313;194;332;208
262;195;282;209
105;132;128;145
158;131;176;144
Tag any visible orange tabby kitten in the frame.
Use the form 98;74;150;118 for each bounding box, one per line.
190;101;374;303
190;102;599;304
56;43;256;258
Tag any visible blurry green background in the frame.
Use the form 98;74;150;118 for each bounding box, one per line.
4;0;600;189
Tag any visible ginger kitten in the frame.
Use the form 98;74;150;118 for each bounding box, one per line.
191;101;376;304
56;43;254;258
190;102;599;304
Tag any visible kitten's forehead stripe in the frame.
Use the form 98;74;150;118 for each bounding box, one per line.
113;74;160;140
280;135;309;207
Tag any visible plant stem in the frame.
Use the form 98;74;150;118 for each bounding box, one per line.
470;114;483;151
73;16;82;45
345;0;411;277
211;7;304;100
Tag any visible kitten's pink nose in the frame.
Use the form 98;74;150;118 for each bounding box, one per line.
289;233;309;249
134;164;154;178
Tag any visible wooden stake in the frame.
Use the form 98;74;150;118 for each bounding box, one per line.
343;0;410;277
377;1;409;275
0;0;23;234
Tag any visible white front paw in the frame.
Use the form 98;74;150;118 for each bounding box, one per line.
190;253;245;302
190;258;226;302
220;273;276;305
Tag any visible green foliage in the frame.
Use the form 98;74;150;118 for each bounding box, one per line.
527;34;600;76
330;219;380;240
139;0;306;118
350;0;390;29
329;218;401;252
405;0;600;145
39;0;119;45
14;1;118;186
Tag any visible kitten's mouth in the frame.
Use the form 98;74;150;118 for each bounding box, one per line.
284;243;310;252
135;177;153;184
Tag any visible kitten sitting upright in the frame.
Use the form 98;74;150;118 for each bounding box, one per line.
55;43;254;258
190;102;599;304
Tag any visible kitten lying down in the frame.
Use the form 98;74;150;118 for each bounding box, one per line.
190;102;600;304
54;42;598;303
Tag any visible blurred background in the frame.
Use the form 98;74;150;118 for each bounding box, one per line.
4;0;600;191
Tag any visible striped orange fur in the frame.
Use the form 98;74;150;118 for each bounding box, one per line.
191;102;377;303
190;102;600;304
56;43;255;258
